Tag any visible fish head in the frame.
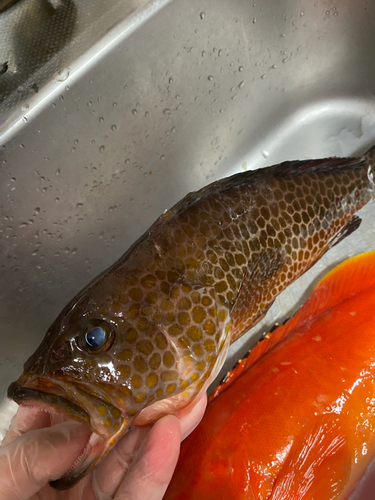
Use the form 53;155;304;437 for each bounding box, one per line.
8;277;145;489
8;254;232;489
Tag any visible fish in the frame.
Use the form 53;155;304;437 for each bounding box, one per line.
7;146;375;489
164;249;375;500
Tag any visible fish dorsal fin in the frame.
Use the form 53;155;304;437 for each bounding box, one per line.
209;320;293;402
269;414;351;500
210;250;375;403
230;248;286;343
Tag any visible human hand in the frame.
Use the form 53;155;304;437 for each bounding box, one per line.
0;393;207;500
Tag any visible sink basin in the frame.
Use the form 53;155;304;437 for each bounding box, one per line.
1;0;375;497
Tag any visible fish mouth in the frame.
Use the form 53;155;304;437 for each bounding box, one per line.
8;382;91;423
8;376;130;489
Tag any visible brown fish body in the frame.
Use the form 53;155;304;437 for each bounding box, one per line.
8;148;375;488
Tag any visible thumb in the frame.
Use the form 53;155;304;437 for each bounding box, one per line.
0;420;91;500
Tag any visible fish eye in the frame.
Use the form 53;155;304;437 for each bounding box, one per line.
84;327;107;350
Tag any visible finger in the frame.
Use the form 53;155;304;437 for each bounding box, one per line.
2;407;52;446
116;415;181;500
0;420;91;500
176;392;207;440
89;394;207;499
2;414;21;447
92;393;207;499
91;425;150;499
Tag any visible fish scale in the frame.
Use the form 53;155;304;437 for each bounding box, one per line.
8;147;375;489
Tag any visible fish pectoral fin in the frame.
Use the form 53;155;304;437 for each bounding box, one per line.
230;248;286;343
329;214;361;248
269;414;351;500
272;249;375;340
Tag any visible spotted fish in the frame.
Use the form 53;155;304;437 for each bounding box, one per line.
8;146;375;489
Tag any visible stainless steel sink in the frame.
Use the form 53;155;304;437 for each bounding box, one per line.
1;0;375;496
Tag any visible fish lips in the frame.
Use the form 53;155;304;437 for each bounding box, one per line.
7;376;129;489
8;381;91;423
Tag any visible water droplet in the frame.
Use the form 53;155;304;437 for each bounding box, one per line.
99;145;105;153
31;249;39;256
163;108;171;116
160;154;165;160
202;50;206;57
111;124;117;131
252;17;257;23
56;68;70;82
99;117;104;123
131;108;138;115
238;81;245;89
218;49;223;57
199;11;205;19
55;197;60;202
87;101;92;107
74;139;79;145
260;74;266;79
10;177;16;182
23;116;28;123
97;95;102;102
113;102;118;107
262;150;269;158
239;66;244;72
34;207;40;215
